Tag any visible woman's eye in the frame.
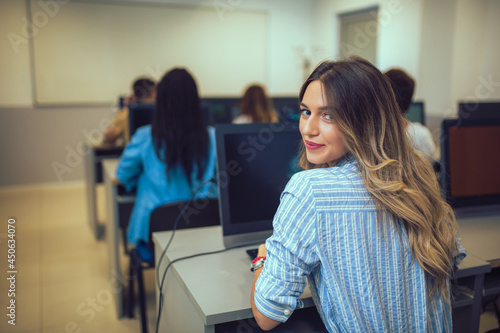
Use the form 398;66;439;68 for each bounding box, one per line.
301;109;311;116
323;113;334;121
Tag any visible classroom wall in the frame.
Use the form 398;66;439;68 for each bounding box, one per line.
418;0;456;123
1;0;499;187
312;0;500;117
311;0;423;85
0;0;314;187
311;0;500;147
0;0;32;107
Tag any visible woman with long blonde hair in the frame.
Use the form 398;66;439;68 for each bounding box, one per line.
250;56;464;332
233;84;279;124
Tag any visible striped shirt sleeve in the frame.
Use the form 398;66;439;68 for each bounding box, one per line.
254;173;319;323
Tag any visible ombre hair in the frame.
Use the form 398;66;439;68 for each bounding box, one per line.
240;84;279;123
299;56;458;299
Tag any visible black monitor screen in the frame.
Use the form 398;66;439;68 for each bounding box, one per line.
441;118;500;208
201;98;240;125
272;97;300;122
458;101;500;120
128;103;155;138
216;123;302;248
202;96;301;124
406;101;425;125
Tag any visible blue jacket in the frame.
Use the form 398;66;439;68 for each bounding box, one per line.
116;125;218;245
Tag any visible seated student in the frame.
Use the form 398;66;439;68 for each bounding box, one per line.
384;68;436;160
103;77;157;145
232;84;279;124
250;56;465;332
115;68;217;246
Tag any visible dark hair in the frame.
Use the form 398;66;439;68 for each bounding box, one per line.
132;78;156;102
240;84;278;123
384;68;415;114
151;68;208;186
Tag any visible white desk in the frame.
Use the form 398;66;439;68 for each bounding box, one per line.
84;145;123;239
153;225;494;333
456;213;500;268
153;226;320;333
103;159;136;318
453;213;500;333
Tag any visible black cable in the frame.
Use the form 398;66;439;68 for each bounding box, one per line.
155;242;250;332
154;177;216;291
155;248;230;333
153;177;217;333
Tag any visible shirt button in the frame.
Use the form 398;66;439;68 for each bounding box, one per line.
283;308;291;316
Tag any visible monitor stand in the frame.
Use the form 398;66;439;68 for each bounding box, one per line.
223;229;273;249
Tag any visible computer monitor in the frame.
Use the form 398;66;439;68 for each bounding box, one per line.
441;118;500;210
272;97;300;122
202;96;301;125
406;101;425;125
128;103;155;138
215;123;302;248
201;98;240;125
458;101;500;120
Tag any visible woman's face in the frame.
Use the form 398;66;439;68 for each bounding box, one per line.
299;80;348;165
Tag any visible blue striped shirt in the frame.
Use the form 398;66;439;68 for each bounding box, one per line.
254;155;456;332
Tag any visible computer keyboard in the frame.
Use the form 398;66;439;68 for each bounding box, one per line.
246;248;258;260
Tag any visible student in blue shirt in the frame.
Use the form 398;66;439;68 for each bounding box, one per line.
251;56;465;332
116;68;217;246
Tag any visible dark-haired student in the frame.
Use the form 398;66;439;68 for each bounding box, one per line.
115;68;217;246
250;56;465;332
103;77;157;145
232;84;279;124
384;68;436;161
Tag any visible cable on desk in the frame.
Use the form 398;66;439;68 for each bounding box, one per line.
155;248;231;333
152;177;216;332
154;177;216;291
155;242;251;332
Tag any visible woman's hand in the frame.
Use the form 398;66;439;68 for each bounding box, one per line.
257;243;267;257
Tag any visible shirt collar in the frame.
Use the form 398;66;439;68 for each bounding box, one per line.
331;153;355;168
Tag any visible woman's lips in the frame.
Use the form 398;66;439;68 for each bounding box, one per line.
305;140;324;150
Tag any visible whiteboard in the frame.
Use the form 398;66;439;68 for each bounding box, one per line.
30;0;268;105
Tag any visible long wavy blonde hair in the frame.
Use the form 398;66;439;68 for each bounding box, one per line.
240;84;279;123
299;56;458;299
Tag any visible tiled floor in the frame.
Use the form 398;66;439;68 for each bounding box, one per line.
0;183;498;333
0;184;156;333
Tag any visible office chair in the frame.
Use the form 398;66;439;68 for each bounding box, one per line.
128;198;220;333
483;267;500;331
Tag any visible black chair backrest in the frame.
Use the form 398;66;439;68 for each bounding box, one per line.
147;198;220;250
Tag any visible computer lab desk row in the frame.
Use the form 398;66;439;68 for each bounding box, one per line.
100;157;500;332
152;221;499;333
84;144;124;240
